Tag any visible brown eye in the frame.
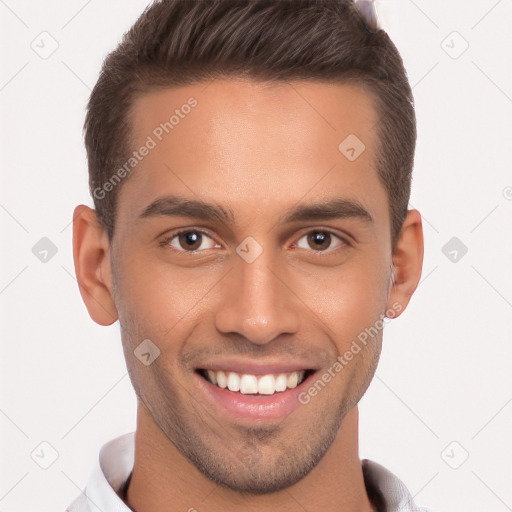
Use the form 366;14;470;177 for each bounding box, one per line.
296;230;346;252
178;231;202;250
163;230;219;252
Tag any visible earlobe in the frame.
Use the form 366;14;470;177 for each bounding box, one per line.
72;205;119;326
386;209;424;317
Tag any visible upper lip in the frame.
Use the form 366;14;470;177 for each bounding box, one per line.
196;359;319;375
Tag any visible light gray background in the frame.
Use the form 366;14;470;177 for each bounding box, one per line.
1;1;511;511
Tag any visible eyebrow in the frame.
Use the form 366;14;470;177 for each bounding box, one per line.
138;195;373;225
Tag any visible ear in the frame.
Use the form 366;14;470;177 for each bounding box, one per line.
386;209;424;317
72;205;118;326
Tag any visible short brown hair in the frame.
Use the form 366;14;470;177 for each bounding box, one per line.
84;0;416;247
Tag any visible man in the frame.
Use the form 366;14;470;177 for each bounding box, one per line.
67;0;432;510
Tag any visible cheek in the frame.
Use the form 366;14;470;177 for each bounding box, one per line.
298;254;390;342
114;254;217;344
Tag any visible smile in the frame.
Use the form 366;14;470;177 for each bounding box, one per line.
198;369;313;396
194;360;319;420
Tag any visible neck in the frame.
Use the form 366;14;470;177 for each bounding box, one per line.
125;404;375;512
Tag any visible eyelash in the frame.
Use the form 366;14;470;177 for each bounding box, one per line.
159;228;350;254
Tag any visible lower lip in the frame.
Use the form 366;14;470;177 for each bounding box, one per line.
195;371;316;421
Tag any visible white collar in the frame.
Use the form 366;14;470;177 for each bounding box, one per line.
67;431;433;512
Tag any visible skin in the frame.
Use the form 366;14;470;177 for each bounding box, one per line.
73;78;424;512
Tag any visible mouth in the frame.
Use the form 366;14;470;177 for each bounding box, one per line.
196;368;316;396
194;366;318;421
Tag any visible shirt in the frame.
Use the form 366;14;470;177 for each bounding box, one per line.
65;432;436;512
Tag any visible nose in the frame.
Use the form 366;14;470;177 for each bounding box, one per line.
215;249;301;345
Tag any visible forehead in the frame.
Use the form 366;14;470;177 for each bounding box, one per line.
117;78;384;229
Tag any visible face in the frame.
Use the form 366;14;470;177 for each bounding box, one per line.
107;79;396;493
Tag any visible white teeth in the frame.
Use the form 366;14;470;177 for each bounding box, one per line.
287;372;299;389
207;370;217;385
203;369;308;395
227;372;240;392
216;371;227;389
240;374;258;394
275;374;288;392
257;374;275;395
